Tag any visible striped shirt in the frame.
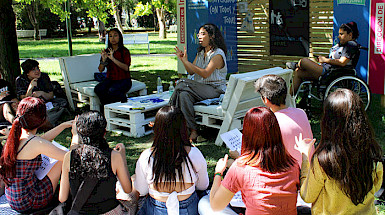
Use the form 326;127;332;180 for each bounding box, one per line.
192;48;227;92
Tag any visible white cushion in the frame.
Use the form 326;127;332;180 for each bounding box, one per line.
129;80;147;93
71;81;98;96
71;80;146;97
194;105;225;117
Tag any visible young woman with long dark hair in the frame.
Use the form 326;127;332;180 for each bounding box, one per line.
135;106;209;214
59;110;132;214
289;21;361;95
0;97;72;213
95;28;132;105
208;107;299;215
172;23;227;142
296;89;383;214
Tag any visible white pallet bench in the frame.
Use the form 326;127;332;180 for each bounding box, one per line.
105;92;170;137
193;67;295;145
59;54;147;111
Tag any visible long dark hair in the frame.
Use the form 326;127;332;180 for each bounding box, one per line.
150;106;194;190
314;89;382;205
340;21;359;40
106;28;129;64
197;23;227;54
0;97;47;185
107;28;124;50
239;107;295;173
70;111;110;179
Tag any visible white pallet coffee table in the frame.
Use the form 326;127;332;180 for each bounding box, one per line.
104;92;171;137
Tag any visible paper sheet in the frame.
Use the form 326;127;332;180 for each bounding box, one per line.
35;141;68;180
220;128;242;154
230;191;246;208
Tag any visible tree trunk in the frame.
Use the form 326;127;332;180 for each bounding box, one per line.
111;0;124;34
156;7;167;39
97;19;106;43
0;0;21;87
26;1;40;40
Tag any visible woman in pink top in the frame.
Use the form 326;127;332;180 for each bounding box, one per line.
209;107;299;215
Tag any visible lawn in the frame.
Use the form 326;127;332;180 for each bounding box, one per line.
18;32;177;58
17;33;385;212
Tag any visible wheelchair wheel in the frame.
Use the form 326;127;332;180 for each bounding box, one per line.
325;76;371;110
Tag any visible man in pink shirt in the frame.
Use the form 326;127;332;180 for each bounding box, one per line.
254;74;313;168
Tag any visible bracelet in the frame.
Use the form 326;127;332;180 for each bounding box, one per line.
214;172;222;180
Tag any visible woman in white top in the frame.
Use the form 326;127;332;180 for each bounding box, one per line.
172;23;227;142
135;105;209;215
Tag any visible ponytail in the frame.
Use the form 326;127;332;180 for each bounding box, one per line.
0;118;23;185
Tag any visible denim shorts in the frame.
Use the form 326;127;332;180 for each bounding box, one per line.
137;192;199;215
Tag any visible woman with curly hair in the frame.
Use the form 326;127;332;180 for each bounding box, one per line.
0;97;72;213
172;23;227;142
59;111;132;214
135;105;209;214
296;89;383;214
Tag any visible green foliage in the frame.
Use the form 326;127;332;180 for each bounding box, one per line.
133;2;153;18
133;0;176;18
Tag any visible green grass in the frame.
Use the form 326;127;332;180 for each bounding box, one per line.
18;32;177;58
19;34;385;212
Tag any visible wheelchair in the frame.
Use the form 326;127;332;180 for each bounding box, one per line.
294;67;371;118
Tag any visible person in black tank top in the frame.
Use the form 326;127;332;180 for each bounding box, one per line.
59;111;132;214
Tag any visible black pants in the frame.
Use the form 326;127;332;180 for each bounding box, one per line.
94;78;132;105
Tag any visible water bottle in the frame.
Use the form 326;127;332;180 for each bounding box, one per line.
157;76;163;94
169;81;175;96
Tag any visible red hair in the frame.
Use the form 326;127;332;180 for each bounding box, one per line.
238;107;295;173
0;97;47;184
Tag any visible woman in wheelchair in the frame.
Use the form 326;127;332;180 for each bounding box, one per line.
288;21;360;95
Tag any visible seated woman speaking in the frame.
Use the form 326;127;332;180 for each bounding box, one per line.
171;23;227;142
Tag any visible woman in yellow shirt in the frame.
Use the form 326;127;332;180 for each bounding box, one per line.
295;88;383;215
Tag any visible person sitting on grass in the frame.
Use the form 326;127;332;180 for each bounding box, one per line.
295;88;383;214
207;107;299;215
17;59;67;129
59;110;132;214
253;74;313;168
287;21;360;96
135;105;209;215
0;97;73;213
0;76;19;124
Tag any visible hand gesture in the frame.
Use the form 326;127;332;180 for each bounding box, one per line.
0;90;10;100
28;78;38;91
294;133;316;158
61;120;74;129
114;143;126;157
107;48;115;60
174;46;188;62
0;127;10;137
215;154;228;175
318;56;327;63
31;91;43;98
71;116;78;136
100;48;108;62
229;150;240;159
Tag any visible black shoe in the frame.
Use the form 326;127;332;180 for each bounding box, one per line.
286;62;298;70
